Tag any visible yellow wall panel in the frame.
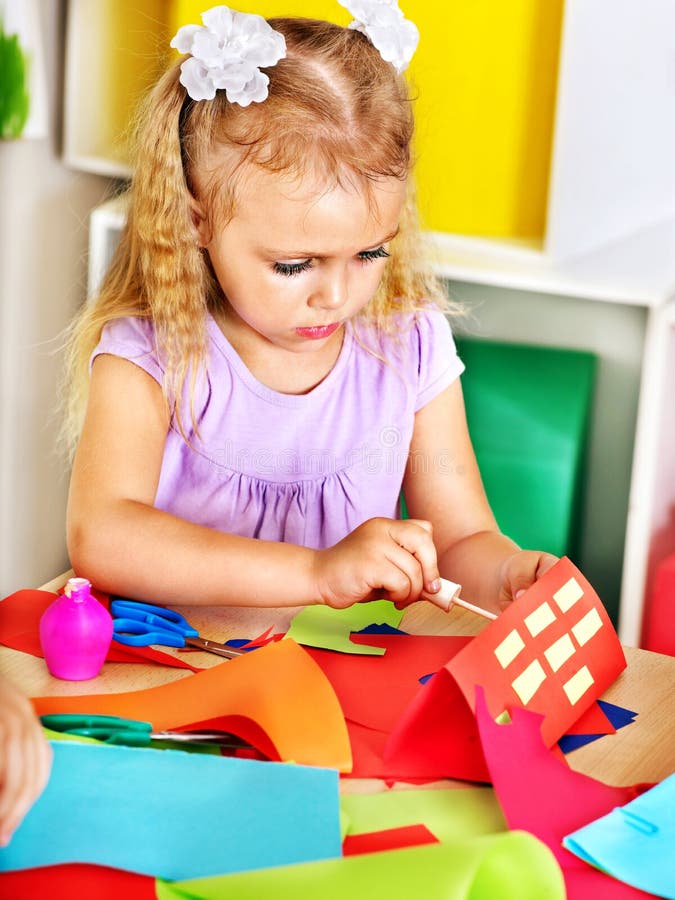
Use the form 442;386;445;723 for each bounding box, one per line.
168;1;564;240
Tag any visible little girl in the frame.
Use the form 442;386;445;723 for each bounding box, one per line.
64;3;556;614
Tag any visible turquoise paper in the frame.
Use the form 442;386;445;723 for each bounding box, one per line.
0;741;341;880
563;773;675;899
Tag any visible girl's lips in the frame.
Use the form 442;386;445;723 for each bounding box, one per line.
295;323;340;340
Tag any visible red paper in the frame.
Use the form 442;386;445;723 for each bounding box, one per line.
342;824;439;856
0;589;202;671
474;687;653;899
306;634;487;781
0;864;155;900
307;633;472;733
448;558;626;747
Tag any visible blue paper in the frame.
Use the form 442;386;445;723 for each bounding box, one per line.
0;741;341;880
563;774;675;899
356;623;409;636
558;700;637;753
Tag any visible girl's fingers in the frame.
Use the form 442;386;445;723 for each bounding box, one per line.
389;519;440;593
383;544;423;604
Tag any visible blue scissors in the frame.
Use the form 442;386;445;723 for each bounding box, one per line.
110;598;244;660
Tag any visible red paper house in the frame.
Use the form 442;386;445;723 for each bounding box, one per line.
448;557;627;745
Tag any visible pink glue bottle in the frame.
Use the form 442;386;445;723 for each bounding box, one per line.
39;577;113;680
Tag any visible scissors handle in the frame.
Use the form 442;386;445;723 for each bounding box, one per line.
110;598;199;647
40;714;153;746
112;618;187;647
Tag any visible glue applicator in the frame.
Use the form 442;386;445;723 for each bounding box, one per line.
39;577;113;680
424;577;498;621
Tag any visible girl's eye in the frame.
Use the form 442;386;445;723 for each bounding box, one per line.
273;259;313;277
358;246;390;262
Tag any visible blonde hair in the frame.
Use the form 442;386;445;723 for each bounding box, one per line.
62;16;450;457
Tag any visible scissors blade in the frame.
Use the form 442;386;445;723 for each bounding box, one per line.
184;636;244;659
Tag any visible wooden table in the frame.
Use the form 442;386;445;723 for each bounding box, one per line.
1;571;673;787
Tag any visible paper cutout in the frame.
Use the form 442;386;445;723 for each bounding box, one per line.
32;640;352;772
0;589;202;671
563;774;675;899
340;787;506;842
558;701;637;754
474;687;653;898
446;557;626;746
343;824;439;855
0;741;341;879
155;832;565;900
285;600;404;655
305;632;491;781
0;863;155;900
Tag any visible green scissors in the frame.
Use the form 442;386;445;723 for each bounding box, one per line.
40;714;252;750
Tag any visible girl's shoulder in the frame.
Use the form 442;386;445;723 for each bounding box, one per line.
91;315;164;382
354;304;464;409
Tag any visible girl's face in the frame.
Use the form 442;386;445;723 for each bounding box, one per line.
198;167;407;357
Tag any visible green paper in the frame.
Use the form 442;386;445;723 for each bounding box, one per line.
340;787;506;843
156;831;565;900
0;16;30;139
285;601;404;655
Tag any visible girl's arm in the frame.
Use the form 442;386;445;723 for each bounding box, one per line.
68;356;440;608
402;379;557;615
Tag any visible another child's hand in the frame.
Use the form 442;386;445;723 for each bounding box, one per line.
314;517;440;609
0;675;52;846
498;550;559;609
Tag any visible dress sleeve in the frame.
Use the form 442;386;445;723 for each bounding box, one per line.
89;316;164;385
413;308;465;411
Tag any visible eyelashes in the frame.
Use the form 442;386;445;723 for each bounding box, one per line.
273;245;390;277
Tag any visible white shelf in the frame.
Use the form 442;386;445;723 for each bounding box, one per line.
429;217;675;307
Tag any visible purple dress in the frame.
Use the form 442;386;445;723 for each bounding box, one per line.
91;309;464;549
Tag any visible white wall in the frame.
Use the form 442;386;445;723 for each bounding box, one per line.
0;0;110;595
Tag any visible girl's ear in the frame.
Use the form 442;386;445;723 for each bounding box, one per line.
188;194;210;247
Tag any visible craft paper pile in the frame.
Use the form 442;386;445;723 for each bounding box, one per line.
32;639;352;772
0;741;341;880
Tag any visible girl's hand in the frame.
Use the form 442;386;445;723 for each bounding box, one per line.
0;675;52;846
498;550;559;610
314;517;441;609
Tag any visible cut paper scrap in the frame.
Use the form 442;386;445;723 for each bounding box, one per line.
306;632;489;782
155;831;565;900
0;589;202;672
306;633;472;734
563;698;616;736
559;700;637;754
32;639;352;772
340;786;506;843
0;741;341;880
0;863;156;900
448;557;625;746
285;600;404;655
474;687;654;899
563;774;675;900
343;824;439;856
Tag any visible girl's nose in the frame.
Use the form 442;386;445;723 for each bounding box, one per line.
309;266;348;310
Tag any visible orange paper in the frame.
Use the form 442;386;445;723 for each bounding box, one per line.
32;639;352;773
